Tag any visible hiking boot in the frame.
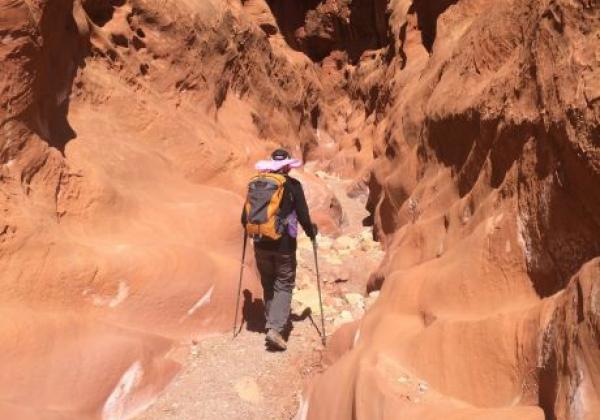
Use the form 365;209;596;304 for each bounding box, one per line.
265;329;287;351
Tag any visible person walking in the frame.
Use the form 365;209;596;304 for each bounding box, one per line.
241;149;317;351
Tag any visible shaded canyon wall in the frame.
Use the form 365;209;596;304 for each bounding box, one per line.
300;0;600;419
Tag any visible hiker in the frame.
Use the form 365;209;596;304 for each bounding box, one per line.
241;149;317;351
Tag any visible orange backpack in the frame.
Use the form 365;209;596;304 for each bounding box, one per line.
244;173;286;240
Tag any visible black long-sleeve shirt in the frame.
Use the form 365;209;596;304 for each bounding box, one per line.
241;175;315;253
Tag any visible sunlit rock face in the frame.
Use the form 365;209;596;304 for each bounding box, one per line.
0;0;598;419
0;0;321;417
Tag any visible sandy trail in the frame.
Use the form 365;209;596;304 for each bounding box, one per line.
137;323;324;420
137;172;382;419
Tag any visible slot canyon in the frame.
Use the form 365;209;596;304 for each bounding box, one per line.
0;0;599;419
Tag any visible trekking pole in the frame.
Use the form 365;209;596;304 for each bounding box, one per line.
311;237;327;346
233;232;248;338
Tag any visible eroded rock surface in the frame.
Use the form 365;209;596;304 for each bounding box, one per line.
0;0;323;418
303;1;600;420
1;0;598;419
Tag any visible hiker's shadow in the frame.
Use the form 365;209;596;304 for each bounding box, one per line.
242;289;266;333
266;308;313;352
281;306;312;340
241;290;314;344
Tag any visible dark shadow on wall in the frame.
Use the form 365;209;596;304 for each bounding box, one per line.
29;0;91;153
29;0;128;153
346;0;390;62
263;0;321;52
537;341;558;419
426;110;600;300
410;0;459;53
264;0;390;63
82;0;126;27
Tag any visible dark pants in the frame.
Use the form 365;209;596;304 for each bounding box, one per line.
254;248;296;333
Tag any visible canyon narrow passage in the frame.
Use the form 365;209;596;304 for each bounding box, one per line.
138;169;383;420
1;1;598;419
